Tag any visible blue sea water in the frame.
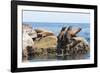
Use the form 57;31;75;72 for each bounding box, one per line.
23;22;90;43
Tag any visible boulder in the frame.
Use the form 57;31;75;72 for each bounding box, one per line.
22;32;35;57
34;35;57;49
22;25;57;57
22;24;33;33
28;30;37;39
23;32;34;49
72;37;90;52
23;24;37;39
33;35;57;56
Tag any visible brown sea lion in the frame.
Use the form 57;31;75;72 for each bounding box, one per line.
66;26;81;37
35;29;54;41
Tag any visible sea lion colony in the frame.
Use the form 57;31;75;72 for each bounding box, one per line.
57;26;89;56
22;24;90;61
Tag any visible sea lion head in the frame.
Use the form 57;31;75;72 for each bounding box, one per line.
67;26;72;31
61;27;66;31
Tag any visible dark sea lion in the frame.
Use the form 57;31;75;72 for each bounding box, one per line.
57;27;66;41
57;26;89;57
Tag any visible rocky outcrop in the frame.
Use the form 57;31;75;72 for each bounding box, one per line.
23;24;37;39
33;35;57;56
33;30;57;56
22;24;37;60
22;24;57;60
22;32;35;58
57;26;90;56
22;24;90;61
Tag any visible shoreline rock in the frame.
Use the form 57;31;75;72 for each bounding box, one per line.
22;24;90;61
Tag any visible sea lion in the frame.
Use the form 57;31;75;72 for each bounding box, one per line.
57;26;89;57
57;27;66;41
66;26;81;37
35;29;54;41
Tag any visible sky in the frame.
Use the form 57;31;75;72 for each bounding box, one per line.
23;10;90;23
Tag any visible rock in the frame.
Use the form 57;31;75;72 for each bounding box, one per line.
34;35;57;49
22;24;33;33
22;25;57;57
22;32;35;58
72;37;90;52
23;32;34;49
33;35;57;56
73;37;89;44
28;30;37;39
57;26;90;56
22;24;36;59
23;24;37;39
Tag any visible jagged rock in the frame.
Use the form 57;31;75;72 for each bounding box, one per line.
23;32;34;48
22;24;36;59
22;32;35;58
22;24;33;34
23;24;37;39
